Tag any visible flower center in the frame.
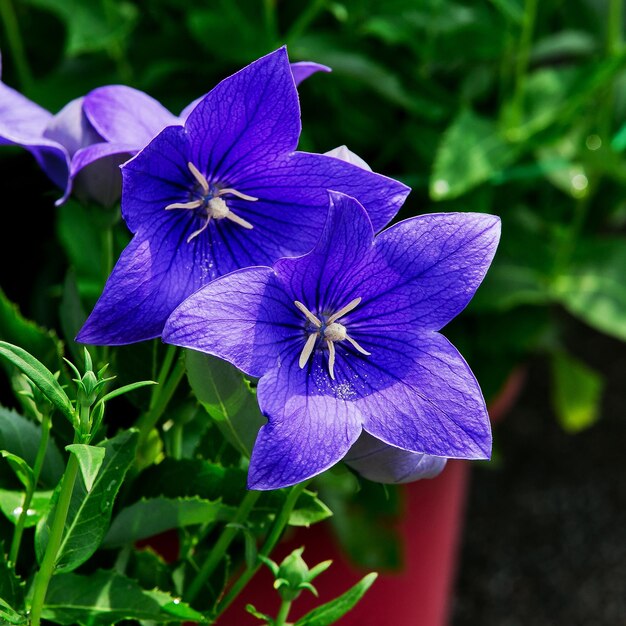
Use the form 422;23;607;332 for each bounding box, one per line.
165;162;258;243
294;298;371;380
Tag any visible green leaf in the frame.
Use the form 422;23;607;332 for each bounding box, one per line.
551;352;604;433
65;444;106;492
36;430;138;572
246;604;275;624
0;489;53;527
41;570;204;625
0;556;25;621
103;496;234;547
0;451;34;492
289;490;333;527
94;380;157;408
294;573;378;626
186;350;265;457
0;406;64;486
0;342;75;426
25;0;138;57
554;238;626;341
430;108;519;200
0;286;64;373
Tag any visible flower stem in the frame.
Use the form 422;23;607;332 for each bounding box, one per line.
9;410;51;565
0;0;34;94
136;349;184;446
185;490;260;603
275;598;292;626
214;482;307;617
508;0;538;130
29;444;80;626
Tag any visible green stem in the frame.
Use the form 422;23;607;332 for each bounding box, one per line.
185;490;260;603
275;599;292;626
136;351;184;445
509;0;538;129
0;0;34;94
9;411;51;564
601;0;623;139
29;447;80;626
285;0;327;45
214;482;307;617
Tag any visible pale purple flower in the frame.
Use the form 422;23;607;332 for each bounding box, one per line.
0;54;118;205
77;48;408;345
163;192;501;490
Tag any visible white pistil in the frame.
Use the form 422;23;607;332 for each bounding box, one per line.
294;298;370;379
165;162;258;241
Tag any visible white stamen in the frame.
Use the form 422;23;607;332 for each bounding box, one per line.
327;339;336;379
324;322;347;342
326;297;362;324
225;211;254;229
187;162;209;194
165;199;204;211
345;334;371;355
294;301;322;328
208;197;229;219
299;332;318;369
294;298;371;380
218;188;259;202
187;215;211;243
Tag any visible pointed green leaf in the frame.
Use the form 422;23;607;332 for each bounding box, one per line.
289;490;333;527
103;496;235;547
185;350;265;456
430;108;519;200
0;489;53;527
65;444;106;492
41;570;204;625
246;604;275;624
0;342;75;425
0;451;34;492
36;430;138;572
0;406;64;486
294;573;378;626
551;352;604;433
94;380;157;408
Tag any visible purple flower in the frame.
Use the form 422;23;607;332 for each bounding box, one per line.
77;48;409;345
324;145;448;485
0;54;119;206
71;60;331;188
163;192;501;490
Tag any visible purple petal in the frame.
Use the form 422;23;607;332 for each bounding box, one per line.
348;331;491;459
355;212;501;332
249;355;363;490
234;151;409;237
43;97;101;157
83;85;179;146
344;432;447;484
163;267;292;378
77;215;214;345
178;61;331;121
185;47;300;184
0;79;68;189
70;143;130;207
290;61;331;86
274;191;374;312
120;125;192;233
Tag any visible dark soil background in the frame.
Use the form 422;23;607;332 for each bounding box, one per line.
453;317;626;626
